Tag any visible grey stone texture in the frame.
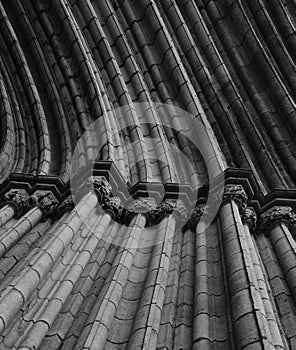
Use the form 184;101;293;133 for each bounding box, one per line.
0;0;296;349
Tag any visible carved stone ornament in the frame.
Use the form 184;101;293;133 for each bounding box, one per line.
174;200;188;220
102;196;124;222
57;195;75;217
148;199;188;225
128;197;157;213
258;206;296;234
78;176;112;203
223;184;248;210
242;207;257;232
125;197;158;223
187;205;206;232
29;191;59;219
3;189;30;218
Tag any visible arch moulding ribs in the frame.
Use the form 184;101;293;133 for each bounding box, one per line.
1;162;296;221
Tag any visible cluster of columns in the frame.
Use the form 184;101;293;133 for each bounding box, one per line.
188;184;295;349
0;179;295;349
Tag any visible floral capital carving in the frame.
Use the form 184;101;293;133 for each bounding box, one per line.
29;191;59;219
242;207;257;232
223;184;248;210
102;196;124;222
57;195;75;217
187;205;207;231
3;189;30;218
148;199;188;225
125;197;157;223
78;176;112;203
128;197;157;213
258;206;296;234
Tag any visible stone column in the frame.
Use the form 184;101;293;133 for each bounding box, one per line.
0;190;58;259
77;197;157;350
259;207;296;303
243;208;284;349
219;185;275;350
127;199;187;350
190;205;212;350
13;177;114;350
0;176;105;336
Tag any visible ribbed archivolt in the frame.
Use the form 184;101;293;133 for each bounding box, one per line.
3;0;296;188
2;0;296;349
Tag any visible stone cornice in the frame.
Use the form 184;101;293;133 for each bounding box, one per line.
1;163;296;228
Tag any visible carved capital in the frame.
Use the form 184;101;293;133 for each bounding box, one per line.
78;176;112;203
128;197;157;213
57;195;75;217
258;206;296;234
187;205;206;231
242;207;257;232
125;197;157;223
223;184;247;210
148;199;188;225
3;189;30;218
174;200;188;220
29;191;58;219
102;196;124;222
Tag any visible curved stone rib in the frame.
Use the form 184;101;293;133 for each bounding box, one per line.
0;71;16;179
53;0;124;169
6;0;73;178
75;0;155;182
0;2;51;175
0;54;26;174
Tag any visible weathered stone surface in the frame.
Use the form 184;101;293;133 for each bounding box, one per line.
2;189;30;218
56;195;75;217
29;191;59;219
242;207;257;232
0;0;296;349
258;206;296;235
223;184;248;210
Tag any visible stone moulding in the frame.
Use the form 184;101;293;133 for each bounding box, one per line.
1;162;296;230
